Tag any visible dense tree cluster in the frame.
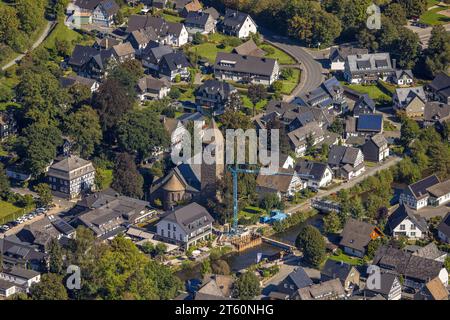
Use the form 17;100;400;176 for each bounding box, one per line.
29;228;182;300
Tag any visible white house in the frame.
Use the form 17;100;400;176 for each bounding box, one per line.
295;161;333;191
155;202;214;250
387;205;428;240
393;70;414;86
399;175;449;210
256;168;303;199
0;280;17;298
220;9;258;39
0;267;41;293
136;76;171;101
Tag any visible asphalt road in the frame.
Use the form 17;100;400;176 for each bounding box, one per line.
286;156;402;214
261;27;325;99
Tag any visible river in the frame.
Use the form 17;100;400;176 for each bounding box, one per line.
225;213;325;271
175;213;325;282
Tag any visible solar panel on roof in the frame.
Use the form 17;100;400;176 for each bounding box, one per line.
357;114;382;131
52;219;75;235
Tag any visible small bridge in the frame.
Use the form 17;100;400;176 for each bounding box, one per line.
261;237;296;251
311;198;341;213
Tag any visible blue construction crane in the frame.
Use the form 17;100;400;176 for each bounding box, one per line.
228;164;303;234
228;164;259;234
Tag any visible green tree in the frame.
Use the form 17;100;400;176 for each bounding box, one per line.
349;196;365;220
295;225;326;267
64;105;102;158
15;122;63;177
111;153;144;198
200;259;212;277
384;3;407;26
425;25;450;77
0;5;19;44
323;211;341;234
247;84;267;116
30;273;68;300
16;0;44;34
35;183;53;207
93;78;134;139
48;238;63;274
117;108;169;162
0;163;10;199
236;272;261;300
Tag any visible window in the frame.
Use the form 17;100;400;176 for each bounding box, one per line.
410;232;416;237
410;224;416;230
400;224;405;230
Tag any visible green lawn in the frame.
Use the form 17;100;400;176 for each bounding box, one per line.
96;168;113;190
260;44;296;65
419;5;450;25
0;201;22;223
43;22;84;51
328;253;364;266
241;94;268;111
188;42;234;64
344;84;392;102
120;3;144;17
427;0;440;7
175;85;196;102
280;69;301;95
161;13;185;23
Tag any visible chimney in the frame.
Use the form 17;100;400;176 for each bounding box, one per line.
392;58;396;70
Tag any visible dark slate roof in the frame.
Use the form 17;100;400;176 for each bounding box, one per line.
4;266;40;280
160;52;190;71
429;72;450;98
357;114;383;132
74;0;101;10
329;46;368;62
387;205;428;233
404;256;444;282
295;160;329;181
297;77;343;109
437;212;450;239
287;267;313;289
98;0;120;16
412;242;446;261
137;75;168;92
222;9;252;30
196;80;235;99
374;245;445;282
321;260;354;281
424;102;450;122
185;11;211;26
328;145;360;166
142;44;173;64
215;52;276;77
373;246;411;274
126;15;184;37
406;175;440;200
353;94;375;116
68;45;99;67
160;202;213;233
339;218;377;253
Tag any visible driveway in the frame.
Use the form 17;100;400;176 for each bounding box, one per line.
261;28;325;99
1;20;55;71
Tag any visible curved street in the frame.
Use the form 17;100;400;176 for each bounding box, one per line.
261;27;325;100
